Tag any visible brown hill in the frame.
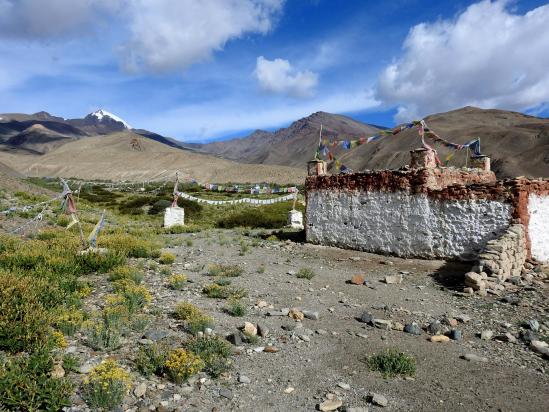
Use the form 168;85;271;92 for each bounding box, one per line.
196;107;549;179
0;131;305;184
196;112;384;168
336;107;549;178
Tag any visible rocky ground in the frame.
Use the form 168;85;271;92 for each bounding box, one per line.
66;229;548;412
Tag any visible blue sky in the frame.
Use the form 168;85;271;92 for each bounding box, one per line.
0;0;548;142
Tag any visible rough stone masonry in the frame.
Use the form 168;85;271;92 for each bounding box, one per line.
305;158;549;265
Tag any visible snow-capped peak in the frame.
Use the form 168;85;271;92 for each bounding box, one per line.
89;109;131;129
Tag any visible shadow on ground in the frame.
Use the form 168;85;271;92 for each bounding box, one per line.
431;260;472;291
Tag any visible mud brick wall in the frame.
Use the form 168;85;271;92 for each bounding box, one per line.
305;169;549;262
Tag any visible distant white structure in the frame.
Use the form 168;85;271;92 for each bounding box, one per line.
164;207;184;228
287;209;303;230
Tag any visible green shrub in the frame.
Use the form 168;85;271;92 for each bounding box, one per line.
99;233;160;259
225;299;247;317
206;263;243;277
159;251;176;265
173;302;214;334
214;278;232;286
296;267;316;280
108;265;144;284
216;202;299;229
82;359;131;410
118;195;155;215
0;273;54;353
367;348;416;378
84;320;122;351
78;250;126;273
148;199;172;215
186;335;232;377
135;342;169;377
0;348;73;411
62;354;80;373
54;308;86;336
112;281;152;314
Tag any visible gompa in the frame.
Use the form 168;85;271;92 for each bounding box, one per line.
305;147;549;271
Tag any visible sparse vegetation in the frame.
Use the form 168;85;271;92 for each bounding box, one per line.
225;298;247;317
168;273;188;290
158;251;176;264
367;349;416;378
185;335;232;377
164;348;205;384
296;267;316;279
82;359;131;410
206;263;243;277
202;283;247;300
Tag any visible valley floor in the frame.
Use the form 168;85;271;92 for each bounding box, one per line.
70;229;548;412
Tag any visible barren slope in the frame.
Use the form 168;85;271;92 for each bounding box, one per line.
335;107;549;178
0;131;305;184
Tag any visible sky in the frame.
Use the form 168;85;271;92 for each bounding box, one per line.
0;0;548;142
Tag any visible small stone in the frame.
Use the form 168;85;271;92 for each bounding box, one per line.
303;310;320;320
392;322;404;331
144;330;169;341
264;346;279;353
350;275;365;285
369;393;388;407
219;389;233;399
449;329;462;341
427;321;442;335
267;308;290;316
463;287;474;295
480;330;493;341
347;408;369;412
357;312;373;324
430;335;450;343
530;340;549;357
257;324;270;337
337;382;351;390
520;330;537;343
253;346;265;352
242;322;257;336
461;353;488;363
51;364;65;379
288;309;305;321
384;275;402;284
319;399;343;411
404;322;421;335
456;314;471;323
284;386;295;394
134;383;147;398
256;300;269;308
525;319;540;332
316;329;328;335
495;333;517;343
226;332;242;346
238;375;251;384
373;319;392;330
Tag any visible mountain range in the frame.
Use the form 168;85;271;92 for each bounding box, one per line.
0;106;547;182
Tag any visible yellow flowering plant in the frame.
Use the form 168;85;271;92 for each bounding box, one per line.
164;348;204;384
82;359;131;410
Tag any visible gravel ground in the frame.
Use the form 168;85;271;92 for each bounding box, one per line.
67;229;548;412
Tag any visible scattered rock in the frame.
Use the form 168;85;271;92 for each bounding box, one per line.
520;330;537;344
525;319;540;332
319;399;342;411
449;329;462;341
456;314;471;323
346;408;369;412
530;340;549;357
357;312;373;324
495;333;517;343
284;387;295;394
427;321;442;335
480;330;493;341
268;308;290;316
219;388;234;399
242;322;257;336
392;322;404;332
144;330;169;342
238;375;251;384
134;382;147;398
51;364;65;379
384;275;402;284
368;393;388;407
257;324;270;337
226;332;242;346
303;310;320;320
350;275;365;285
461;353;488;363
404;322;422;335
264;346;279;353
288;309;305;321
337;382;350;390
373;319;392;330
430;335;450;343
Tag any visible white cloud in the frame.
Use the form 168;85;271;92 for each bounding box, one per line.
254;56;318;98
120;0;284;72
376;0;549;122
0;0;120;39
0;0;284;73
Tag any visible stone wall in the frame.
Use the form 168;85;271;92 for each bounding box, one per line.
305;168;549;262
476;224;527;280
